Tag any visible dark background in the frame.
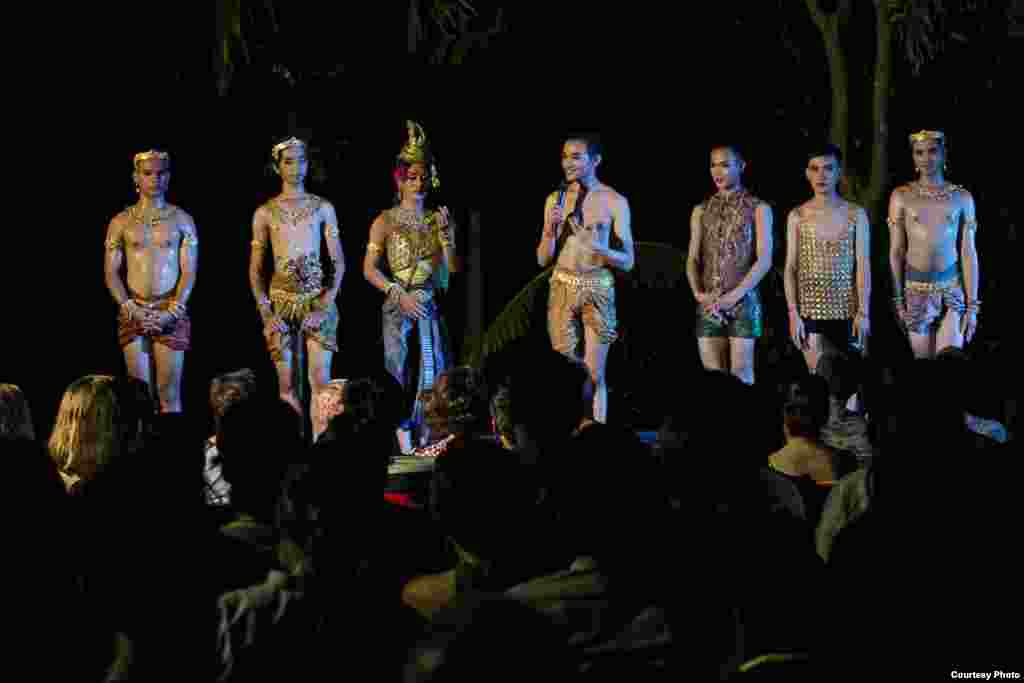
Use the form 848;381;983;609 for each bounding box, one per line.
8;4;1015;438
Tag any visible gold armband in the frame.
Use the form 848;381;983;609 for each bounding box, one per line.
886;216;900;230
325;224;340;240
367;242;383;254
182;233;198;248
251;239;267;249
105;237;122;251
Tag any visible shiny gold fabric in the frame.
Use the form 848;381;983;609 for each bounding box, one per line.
386;209;440;287
268;288;319;322
797;205;858;320
548;267;617;358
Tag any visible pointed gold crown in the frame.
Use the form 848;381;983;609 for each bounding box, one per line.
909;130;944;145
133;149;170;168
397;120;440;189
272;137;306;161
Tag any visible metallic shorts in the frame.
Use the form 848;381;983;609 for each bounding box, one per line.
548;268;618;358
695;290;762;339
904;265;964;335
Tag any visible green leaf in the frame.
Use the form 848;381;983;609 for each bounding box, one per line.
469;242;690;366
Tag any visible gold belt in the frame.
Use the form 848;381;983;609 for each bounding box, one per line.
269;288;320;320
904;277;960;294
551;268;614;290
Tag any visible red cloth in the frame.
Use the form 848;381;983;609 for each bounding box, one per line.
384;492;419;509
118;298;190;351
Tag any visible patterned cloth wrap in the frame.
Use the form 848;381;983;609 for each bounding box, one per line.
264;253;339;362
118;289;191;350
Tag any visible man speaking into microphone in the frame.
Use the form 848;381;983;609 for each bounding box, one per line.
536;133;634;428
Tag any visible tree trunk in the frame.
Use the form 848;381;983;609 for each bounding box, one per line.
866;0;894;222
868;2;897;335
805;0;852;154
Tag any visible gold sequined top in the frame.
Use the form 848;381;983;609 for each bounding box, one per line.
699;190;760;294
797;204;859;320
385;208;441;288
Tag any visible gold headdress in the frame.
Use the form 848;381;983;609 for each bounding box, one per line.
272;137;307;161
397;120;440;189
133;149;170;168
909;130;944;145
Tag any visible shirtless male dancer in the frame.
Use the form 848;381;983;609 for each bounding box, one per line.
888;130;979;358
250;137;345;434
104;149;197;413
537;133;634;426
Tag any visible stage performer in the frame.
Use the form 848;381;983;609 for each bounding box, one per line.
249;137;344;435
784;143;871;372
537;133;633;427
104;149;197;413
888;130;979;357
686;145;772;384
364;121;457;450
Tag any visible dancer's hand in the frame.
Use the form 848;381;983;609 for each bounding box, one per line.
961;309;978;343
586;244;611;266
436;206;455;247
399;292;429;320
545;205;564;239
312;289;334;312
717;289;742;312
264;315;288;336
121;299;146;321
853;313;870;353
892;299;909;332
302;310;327;332
789;310;808;350
145;310;175;334
136;304;161;333
701;292;723;321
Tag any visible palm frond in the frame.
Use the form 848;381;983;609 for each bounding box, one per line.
465;242;690;367
889;0;947;74
216;0;278;95
462;266;554;367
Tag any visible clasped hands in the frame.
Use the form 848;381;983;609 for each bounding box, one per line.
398;288;430;320
698;290;742;325
123;299;184;333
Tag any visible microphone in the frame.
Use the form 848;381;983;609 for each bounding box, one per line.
556;181;568;210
